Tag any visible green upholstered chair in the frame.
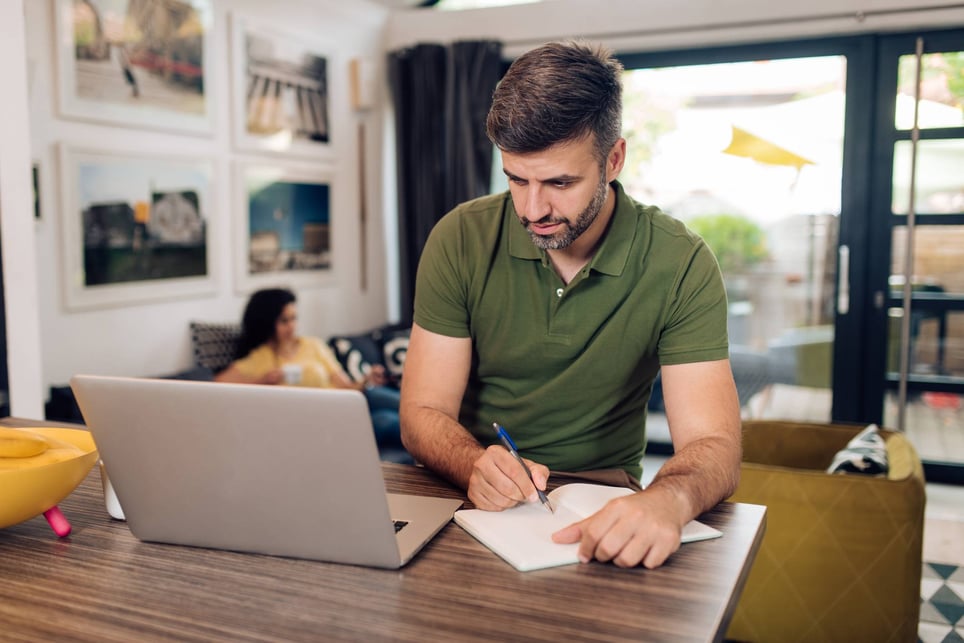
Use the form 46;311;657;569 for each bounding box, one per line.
726;420;925;643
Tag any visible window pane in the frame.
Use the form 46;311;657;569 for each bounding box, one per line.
885;389;964;465
892;139;964;214
887;309;964;378
891;225;964;297
621;56;845;425
895;51;964;130
621;57;844;348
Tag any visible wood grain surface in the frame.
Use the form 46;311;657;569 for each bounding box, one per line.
0;419;765;642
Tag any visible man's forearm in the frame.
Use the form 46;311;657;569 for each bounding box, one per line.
646;434;741;525
400;406;485;489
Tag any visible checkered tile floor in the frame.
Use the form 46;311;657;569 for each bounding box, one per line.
920;562;964;643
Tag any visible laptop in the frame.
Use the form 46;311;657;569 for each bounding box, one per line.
69;374;462;568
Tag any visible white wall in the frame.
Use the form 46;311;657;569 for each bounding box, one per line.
385;0;964;55
14;0;393;409
0;1;44;417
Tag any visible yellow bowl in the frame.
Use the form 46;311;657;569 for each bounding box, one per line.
0;428;99;530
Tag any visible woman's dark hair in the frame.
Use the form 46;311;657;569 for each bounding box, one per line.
235;288;296;358
486;40;623;165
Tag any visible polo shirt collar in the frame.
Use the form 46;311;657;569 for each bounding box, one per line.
505;180;637;277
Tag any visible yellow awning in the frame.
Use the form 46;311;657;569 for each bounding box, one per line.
722;126;815;169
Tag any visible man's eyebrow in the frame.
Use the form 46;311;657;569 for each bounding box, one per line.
502;169;581;183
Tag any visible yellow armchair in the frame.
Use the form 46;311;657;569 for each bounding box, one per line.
726;420;925;643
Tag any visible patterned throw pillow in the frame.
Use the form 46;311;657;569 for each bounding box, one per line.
328;333;383;383
189;321;241;373
827;424;889;475
379;329;410;383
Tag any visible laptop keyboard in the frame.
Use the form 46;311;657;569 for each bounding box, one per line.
393;520;409;533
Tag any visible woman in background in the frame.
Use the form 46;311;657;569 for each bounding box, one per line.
216;288;401;445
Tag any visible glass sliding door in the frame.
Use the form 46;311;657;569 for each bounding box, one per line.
871;29;964;481
619;39;871;439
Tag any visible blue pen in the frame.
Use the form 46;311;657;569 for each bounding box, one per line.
492;422;554;513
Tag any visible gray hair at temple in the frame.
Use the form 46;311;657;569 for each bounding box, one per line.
485;40;624;166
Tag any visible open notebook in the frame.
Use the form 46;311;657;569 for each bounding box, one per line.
454;483;722;571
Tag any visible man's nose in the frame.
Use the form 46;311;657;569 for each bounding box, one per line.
521;185;550;222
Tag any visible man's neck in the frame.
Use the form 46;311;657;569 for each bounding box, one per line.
547;183;616;284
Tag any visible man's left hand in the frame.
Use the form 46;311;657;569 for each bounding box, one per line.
551;488;684;568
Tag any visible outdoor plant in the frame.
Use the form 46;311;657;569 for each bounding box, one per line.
686;213;768;274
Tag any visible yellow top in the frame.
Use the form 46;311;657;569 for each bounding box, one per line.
232;336;346;388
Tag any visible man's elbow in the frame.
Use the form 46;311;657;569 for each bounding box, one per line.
721;438;742;499
398;404;423;455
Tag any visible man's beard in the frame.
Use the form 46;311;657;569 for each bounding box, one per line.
524;173;609;251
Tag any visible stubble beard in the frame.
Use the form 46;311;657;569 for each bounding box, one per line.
524;173;610;251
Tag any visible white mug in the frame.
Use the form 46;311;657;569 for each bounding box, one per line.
281;363;302;385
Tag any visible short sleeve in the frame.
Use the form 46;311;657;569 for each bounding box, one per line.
657;240;730;365
413;211;472;338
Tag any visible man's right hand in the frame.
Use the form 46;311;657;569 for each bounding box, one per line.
468;445;550;511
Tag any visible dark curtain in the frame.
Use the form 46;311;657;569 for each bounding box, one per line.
388;40;503;326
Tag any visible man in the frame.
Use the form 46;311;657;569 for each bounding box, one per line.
400;41;741;569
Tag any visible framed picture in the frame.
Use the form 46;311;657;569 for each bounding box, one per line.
234;161;335;292
54;0;214;135
230;14;334;158
60;145;216;310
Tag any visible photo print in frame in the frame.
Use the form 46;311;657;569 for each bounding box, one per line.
235;161;335;292
231;14;334;158
60;145;216;310
55;0;214;134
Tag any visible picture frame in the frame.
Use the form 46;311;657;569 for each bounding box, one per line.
234;160;335;293
59;145;217;310
230;14;334;158
54;0;214;135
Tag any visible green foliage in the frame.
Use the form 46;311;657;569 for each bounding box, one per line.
939;51;964;108
686;214;768;273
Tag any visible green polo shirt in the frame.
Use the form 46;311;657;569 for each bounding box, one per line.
413;180;729;480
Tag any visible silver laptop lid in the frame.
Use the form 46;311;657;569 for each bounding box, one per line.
71;375;406;567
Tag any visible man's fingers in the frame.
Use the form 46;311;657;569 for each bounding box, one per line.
638;535;680;569
488;447;539;503
551;522;582;544
526;459;551;491
468;482;518;511
466;448;551;512
468;447;535;509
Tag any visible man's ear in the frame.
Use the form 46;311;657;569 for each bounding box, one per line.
607;138;627;181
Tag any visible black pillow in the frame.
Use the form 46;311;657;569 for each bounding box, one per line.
328;333;383;383
827;424;889;475
190;322;241;373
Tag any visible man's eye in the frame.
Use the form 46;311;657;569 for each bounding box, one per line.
509;178;527;186
552;181;572;189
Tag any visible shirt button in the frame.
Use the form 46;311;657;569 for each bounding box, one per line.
556;288;564;298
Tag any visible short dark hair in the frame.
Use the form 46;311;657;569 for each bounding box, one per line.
236;287;296;358
485;40;623;163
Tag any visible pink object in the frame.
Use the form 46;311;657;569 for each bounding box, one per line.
42;506;72;538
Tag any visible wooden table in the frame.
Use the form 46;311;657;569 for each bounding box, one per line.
0;419;765;642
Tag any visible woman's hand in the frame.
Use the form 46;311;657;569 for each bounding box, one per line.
259;369;284;385
365;364;390;388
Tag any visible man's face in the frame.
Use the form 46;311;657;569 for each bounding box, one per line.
501;136;613;251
